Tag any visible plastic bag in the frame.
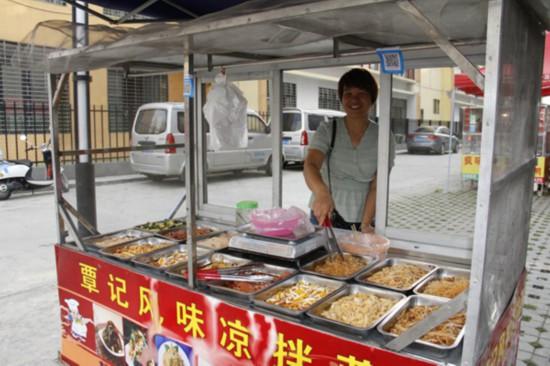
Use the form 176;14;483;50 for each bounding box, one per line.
203;72;248;150
336;231;390;260
250;206;315;238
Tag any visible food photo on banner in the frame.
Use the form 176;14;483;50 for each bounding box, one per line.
123;319;156;366
93;304;126;365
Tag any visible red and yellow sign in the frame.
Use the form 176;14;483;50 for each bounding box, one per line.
534;157;547;184
476;270;526;366
56;245;436;366
462;154;481;180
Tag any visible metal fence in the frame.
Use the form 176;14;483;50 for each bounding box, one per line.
0;103;465;163
0;101;132;164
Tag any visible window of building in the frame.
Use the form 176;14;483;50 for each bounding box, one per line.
318;87;341;111
283;82;296;108
433;99;440;114
0;41;70;133
107;69;168;132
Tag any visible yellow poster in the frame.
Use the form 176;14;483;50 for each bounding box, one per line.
535;157;546;179
462;154;480;180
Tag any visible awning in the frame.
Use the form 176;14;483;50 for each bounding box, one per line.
455;34;550;97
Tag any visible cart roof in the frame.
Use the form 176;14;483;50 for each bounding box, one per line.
44;0;550;73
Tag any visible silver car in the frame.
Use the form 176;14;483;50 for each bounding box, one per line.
282;108;346;165
130;102;273;180
406;126;459;154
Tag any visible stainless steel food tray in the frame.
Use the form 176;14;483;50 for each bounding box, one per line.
377;295;466;355
228;232;326;259
159;224;222;242
131;244;212;271
355;258;438;292
253;273;345;317
134;218;185;233
99;236;177;261
205;263;297;300
307;284;406;334
413;267;470;300
84;229;151;250
300;253;376;281
237;223;322;243
166;253;252;281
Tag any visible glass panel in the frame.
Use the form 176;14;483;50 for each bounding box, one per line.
204;79;273;215
386;67;479;240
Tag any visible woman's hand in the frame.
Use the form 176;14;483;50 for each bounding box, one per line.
361;223;375;233
312;191;334;224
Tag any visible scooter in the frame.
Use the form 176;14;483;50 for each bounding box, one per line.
0;135;69;200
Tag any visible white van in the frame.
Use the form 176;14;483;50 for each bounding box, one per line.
282;108;346;165
130;102;273;180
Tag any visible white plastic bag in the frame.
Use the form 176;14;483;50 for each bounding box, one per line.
203;72;248;150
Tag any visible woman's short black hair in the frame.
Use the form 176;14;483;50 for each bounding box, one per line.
338;68;378;104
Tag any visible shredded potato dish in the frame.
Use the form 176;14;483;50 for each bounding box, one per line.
266;280;331;310
320;293;397;328
366;264;429;289
387;305;466;346
310;254;368;277
421;276;469;298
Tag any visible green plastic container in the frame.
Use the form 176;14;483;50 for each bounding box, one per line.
236;200;258;225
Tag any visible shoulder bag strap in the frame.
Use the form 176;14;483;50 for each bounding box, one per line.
326;118;337;196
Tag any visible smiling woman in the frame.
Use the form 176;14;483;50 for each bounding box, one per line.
303;68;396;232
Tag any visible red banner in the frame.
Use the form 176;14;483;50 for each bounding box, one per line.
56;245;436;366
476;270;526;366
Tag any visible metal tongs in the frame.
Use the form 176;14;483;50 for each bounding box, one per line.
185;262;276;282
322;216;344;259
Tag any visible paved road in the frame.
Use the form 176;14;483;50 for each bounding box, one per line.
0;152;465;364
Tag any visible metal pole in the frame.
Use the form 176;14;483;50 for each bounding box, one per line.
73;1;97;235
375;73;392;235
47;73;67;244
270;69;283;208
445;89;455;193
196;80;208;206
184;46;198;288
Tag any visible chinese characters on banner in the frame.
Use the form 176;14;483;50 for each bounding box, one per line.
56;245;437;366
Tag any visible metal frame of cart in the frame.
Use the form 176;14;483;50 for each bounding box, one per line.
43;1;550;365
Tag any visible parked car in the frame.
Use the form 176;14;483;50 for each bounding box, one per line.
130;102;273;180
282;108;346;165
406;126;460;154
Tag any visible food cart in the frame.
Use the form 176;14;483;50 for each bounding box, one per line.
42;1;549;365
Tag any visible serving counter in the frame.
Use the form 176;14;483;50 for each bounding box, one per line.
55;223;524;366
